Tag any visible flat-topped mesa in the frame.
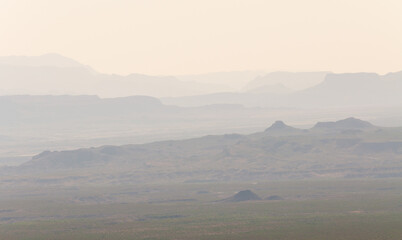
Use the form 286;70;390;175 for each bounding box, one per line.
313;117;375;131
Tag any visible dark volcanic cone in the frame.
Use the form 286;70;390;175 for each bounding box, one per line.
222;190;262;202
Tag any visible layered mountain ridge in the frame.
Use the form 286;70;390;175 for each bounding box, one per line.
2;54;402;108
2;118;401;185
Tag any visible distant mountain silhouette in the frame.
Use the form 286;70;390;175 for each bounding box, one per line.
267;121;289;130
313;117;375;131
3;54;402;108
244;71;329;91
291;72;402;107
163;71;402;108
162;72;330;107
244;83;292;94
222;190;262;202
6;117;402;184
0;54;230;97
0;53;89;69
177;71;265;91
264;121;302;136
265;120;295;131
0;95;171;128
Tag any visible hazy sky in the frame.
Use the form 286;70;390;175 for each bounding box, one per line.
1;0;402;75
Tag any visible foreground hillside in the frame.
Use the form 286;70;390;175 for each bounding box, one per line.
2;118;402;185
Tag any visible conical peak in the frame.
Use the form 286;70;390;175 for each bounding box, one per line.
224;190;262;202
263;120;302;135
271;120;286;128
265;120;290;131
